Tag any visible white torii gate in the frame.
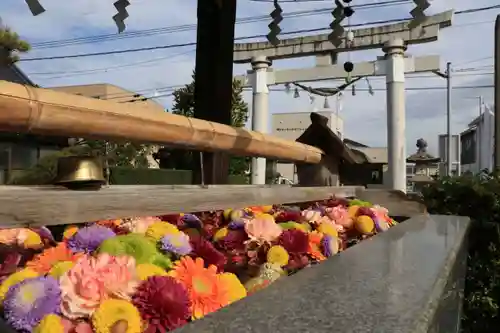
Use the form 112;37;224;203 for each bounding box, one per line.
233;11;453;192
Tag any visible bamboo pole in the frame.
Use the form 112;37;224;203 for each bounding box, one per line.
0;81;322;163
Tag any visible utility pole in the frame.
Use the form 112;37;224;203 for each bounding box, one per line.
495;15;500;171
250;56;272;185
433;62;452;176
478;96;484;171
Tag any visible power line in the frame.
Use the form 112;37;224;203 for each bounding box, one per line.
113;84;495;104
20;4;500;62
70;68;494;102
30;0;411;49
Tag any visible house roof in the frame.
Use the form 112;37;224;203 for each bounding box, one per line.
296;112;365;164
0;64;35;86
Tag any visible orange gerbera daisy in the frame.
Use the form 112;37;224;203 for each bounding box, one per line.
169;257;229;319
307;232;326;261
26;242;83;274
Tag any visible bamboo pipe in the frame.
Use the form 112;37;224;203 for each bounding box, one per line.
0;80;322;163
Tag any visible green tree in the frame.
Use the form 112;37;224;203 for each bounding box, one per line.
169;72;250;176
77;139;153;168
0;26;30;65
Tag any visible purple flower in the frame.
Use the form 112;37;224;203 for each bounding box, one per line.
228;219;245;230
182;214;202;228
67;225;116;253
3;276;61;332
322;235;339;257
160;233;192;256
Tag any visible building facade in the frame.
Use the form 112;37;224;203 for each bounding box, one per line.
0;65;70;183
460;107;494;174
271;110;344;182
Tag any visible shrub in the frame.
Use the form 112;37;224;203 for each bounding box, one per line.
422;172;500;332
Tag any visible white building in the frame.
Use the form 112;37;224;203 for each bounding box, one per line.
460;106;494;174
271;110;344;182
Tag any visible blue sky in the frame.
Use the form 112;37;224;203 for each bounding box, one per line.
1;0;497;154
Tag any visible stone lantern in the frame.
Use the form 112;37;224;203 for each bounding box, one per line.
406;138;440;192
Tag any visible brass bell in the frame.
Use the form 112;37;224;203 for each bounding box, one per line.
53;156;106;190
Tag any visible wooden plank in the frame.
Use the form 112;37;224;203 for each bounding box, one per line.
0;185;361;228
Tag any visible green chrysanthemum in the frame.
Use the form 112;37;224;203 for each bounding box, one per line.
348;199;372;207
279;222;310;232
97;234;172;269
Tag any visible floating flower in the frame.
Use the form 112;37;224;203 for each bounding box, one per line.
160;233;192;256
67;225;116;253
49;261;75;279
266;245;289;267
132;276;191;332
190;235;226;271
301;209;322;223
59;254;139;319
98;234;172;269
145;222;180;242
136;263;167;281
0;228;43;249
317;222;338;238
278;229;309;254
33;314;65;333
213;227;228;242
92;299;142;333
229;209;245;222
120;217;160;234
181;214;202;228
227;219;245;230
26;242;83;274
218;273;246;304
3;276;61;332
63;226;79;241
244;214;282;244
326;206;353;229
355;216;375;235
307;232;325;261
216;229;248;251
275;210;301;223
169;257;228;319
0;245;22;278
322;235;339;257
0;268;39;301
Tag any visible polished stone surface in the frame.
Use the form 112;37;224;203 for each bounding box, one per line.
175;215;470;333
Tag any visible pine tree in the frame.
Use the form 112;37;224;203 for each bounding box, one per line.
0;26;30;65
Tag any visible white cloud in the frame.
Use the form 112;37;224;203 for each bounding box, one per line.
1;0;497;155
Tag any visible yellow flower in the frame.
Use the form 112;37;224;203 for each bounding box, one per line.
63;226;79;240
266;245;289;267
355;216;375;234
317;223;338;237
33;314;65;333
213;227;228;242
223;209;233;220
23;230;43;249
348;205;360;219
145;222;180;242
0;268;39;301
48;261;75;279
136;263;167;281
92;299;142;333
218;272;247;303
261;205;273;213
